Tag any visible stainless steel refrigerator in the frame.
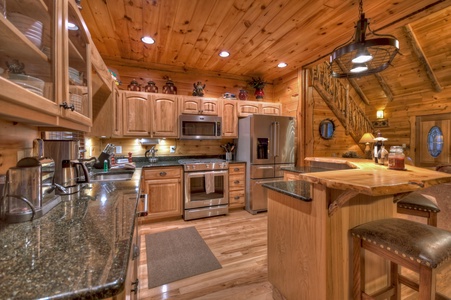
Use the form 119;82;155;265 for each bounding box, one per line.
236;114;296;214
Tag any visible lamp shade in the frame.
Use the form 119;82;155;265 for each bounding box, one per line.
359;132;375;144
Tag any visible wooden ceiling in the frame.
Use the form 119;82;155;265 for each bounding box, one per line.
80;0;451;83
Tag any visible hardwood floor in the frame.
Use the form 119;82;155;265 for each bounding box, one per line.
138;210;450;300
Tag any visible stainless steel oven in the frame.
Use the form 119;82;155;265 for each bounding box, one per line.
179;159;229;220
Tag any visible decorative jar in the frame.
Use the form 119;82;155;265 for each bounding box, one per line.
127;79;141;91
144;80;158;93
388;146;405;170
163;79;177;94
238;89;248;100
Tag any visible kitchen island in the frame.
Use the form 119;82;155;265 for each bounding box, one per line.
0;169;142;300
266;158;451;300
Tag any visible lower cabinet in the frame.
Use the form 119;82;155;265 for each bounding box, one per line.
228;162;246;209
140;167;183;221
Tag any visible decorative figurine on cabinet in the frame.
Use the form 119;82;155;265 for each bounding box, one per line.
127;79;141;91
144;80;158;93
192;81;206;97
163;78;177;94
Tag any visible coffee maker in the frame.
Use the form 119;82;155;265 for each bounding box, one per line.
0;157;61;223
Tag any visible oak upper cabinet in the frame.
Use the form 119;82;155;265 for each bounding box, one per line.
122;91;151;137
220;99;238;138
237;100;282;117
0;0;58;125
150;94;179;138
140;167;183;221
60;1;92;128
260;102;281;115
237;101;260;117
0;0;94;131
180;96;218;115
90;83;121;137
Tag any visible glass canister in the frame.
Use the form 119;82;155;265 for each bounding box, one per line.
388;146;405;170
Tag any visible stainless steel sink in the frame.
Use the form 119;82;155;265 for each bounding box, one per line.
90;171;134;182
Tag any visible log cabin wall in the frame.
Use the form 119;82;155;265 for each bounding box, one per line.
105;59;274;99
0;120;39;174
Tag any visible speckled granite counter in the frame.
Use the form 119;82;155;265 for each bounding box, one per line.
262;180;311;201
0;169;142;300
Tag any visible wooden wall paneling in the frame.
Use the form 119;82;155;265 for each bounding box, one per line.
104;59;275;100
0;120;39;173
273;70;299;117
312;90;364;158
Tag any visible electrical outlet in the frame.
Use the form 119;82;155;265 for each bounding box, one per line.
170;146;176;153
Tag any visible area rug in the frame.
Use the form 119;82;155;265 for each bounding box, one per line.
145;226;222;289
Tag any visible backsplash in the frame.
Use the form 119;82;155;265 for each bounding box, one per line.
85;137;235;159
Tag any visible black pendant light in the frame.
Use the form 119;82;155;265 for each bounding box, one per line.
330;0;400;78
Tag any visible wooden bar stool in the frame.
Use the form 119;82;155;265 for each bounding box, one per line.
351;218;451;300
397;193;440;226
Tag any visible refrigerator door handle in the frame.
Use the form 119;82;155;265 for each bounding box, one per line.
273;121;280;157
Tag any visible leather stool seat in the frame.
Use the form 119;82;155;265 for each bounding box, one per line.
351;218;451;299
397;193;440;226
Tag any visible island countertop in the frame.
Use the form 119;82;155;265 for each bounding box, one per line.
0;169;142;300
295;157;451;196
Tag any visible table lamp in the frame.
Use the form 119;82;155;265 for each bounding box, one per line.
359;132;375;159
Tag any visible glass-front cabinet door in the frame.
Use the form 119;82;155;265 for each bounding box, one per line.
0;0;58;118
61;0;91;126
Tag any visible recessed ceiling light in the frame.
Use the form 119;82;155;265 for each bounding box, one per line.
219;51;230;58
67;22;79;31
141;36;155;44
278;62;287;68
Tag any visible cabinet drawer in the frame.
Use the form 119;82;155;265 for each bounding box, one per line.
229;163;245;174
143;167;181;179
229;190;245;206
229;174;245;190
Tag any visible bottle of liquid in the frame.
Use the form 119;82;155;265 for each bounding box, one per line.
103;159;108;171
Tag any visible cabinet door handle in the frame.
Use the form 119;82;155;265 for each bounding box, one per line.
137;194;148;217
234;168;240;172
159;172;167;176
131;279;139;294
234;180;240;184
234;196;240;200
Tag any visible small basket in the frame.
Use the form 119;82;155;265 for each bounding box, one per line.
70;93;83;114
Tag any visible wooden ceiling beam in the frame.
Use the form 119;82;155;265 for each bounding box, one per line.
374;73;394;102
348;78;370;106
404;24;443;93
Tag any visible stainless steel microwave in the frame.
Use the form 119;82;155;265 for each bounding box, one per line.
179;115;222;139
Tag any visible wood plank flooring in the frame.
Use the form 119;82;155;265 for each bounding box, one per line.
138;210;450;300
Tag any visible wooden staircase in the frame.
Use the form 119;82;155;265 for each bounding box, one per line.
311;62;373;146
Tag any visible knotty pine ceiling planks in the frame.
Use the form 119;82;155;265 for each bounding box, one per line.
81;0;451;88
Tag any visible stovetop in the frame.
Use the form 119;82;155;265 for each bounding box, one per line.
178;158;228;171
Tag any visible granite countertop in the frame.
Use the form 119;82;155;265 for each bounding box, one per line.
0;169;142;300
262;180;312;201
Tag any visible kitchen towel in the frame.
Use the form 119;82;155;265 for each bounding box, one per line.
205;172;215;194
145;226;222;289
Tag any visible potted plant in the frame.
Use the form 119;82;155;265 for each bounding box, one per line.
249;77;267;100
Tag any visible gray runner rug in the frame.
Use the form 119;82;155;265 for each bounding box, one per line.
145;226;222;289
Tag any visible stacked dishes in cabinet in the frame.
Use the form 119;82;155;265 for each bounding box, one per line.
69;67;83;85
7;12;43;48
8;73;44;96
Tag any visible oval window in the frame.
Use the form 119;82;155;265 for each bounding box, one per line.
427;126;443;158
